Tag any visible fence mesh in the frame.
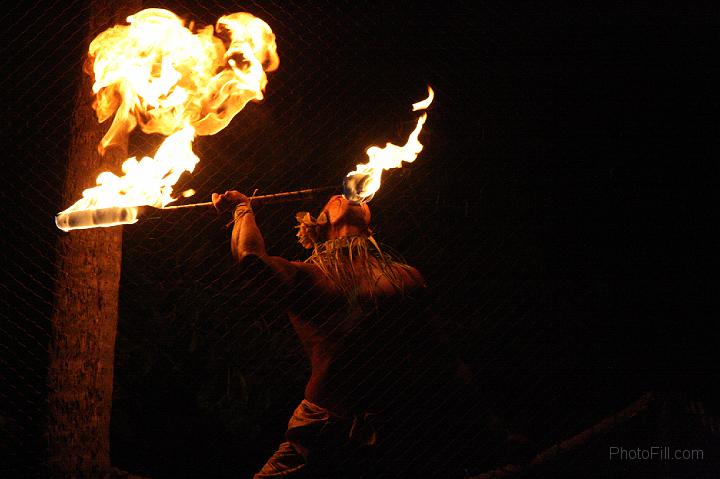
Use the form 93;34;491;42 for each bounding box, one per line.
2;2;718;478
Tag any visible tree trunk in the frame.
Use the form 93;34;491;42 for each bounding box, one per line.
46;1;141;478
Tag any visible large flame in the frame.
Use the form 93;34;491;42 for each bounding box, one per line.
343;86;434;203
57;8;278;224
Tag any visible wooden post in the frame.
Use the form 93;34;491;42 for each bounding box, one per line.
46;1;140;477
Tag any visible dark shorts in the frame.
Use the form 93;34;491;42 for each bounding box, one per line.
254;400;377;478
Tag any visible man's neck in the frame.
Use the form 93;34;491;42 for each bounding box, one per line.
328;225;364;240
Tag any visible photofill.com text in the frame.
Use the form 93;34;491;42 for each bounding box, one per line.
609;446;704;461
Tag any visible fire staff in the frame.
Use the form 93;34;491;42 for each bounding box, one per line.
212;191;497;478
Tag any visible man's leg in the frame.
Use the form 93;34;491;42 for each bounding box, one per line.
253;441;306;478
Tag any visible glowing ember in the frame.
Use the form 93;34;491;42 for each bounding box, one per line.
343;86;434;204
57;8;278;230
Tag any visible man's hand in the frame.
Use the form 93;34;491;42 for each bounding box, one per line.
212;190;251;213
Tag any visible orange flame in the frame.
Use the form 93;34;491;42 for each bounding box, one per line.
57;8;278;225
343;86;433;203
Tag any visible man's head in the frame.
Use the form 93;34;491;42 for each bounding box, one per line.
318;195;371;241
295;195;371;248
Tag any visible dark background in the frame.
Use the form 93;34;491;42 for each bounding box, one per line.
2;1;717;478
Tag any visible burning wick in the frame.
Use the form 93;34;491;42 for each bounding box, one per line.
342;174;376;204
343;85;434;204
55;206;140;232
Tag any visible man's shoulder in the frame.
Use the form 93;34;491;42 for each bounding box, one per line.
405;265;427;289
371;262;427;298
391;263;426;291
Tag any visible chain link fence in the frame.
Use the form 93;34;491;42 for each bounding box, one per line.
3;1;718;478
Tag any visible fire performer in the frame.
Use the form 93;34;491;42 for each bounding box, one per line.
212;191;514;478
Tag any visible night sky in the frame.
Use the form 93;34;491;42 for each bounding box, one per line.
1;2;718;478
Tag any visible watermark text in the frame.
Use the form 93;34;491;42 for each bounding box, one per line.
609;446;703;461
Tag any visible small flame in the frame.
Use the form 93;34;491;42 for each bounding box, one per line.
57;8;278;227
412;85;434;111
181;189;196;198
343;86;434;203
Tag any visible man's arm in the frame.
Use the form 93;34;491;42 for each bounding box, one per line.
212;190;306;286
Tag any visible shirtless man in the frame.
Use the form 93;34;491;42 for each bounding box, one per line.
212;191;483;478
